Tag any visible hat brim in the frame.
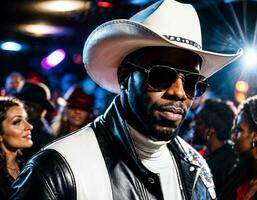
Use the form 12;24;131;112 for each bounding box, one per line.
65;102;92;111
83;19;243;94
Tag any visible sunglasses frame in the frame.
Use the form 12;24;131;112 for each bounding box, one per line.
126;62;209;98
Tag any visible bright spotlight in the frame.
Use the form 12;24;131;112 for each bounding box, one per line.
243;48;257;68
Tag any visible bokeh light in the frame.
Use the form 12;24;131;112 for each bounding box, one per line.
97;1;113;8
1;41;22;51
235;80;249;93
34;0;90;12
41;49;66;69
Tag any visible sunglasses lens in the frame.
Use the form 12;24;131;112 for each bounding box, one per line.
132;62;207;97
184;74;208;98
147;66;177;89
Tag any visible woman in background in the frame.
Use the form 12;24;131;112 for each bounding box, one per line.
234;95;257;200
52;85;95;138
0;96;33;199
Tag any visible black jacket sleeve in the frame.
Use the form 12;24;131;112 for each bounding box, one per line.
9;149;76;200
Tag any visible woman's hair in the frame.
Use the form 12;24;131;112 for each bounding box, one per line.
0;96;24;171
0;96;23;133
238;95;257;132
51;107;70;137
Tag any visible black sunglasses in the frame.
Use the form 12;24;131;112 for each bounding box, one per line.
127;62;208;98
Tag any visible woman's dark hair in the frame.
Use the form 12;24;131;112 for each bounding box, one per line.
238;95;257;132
0;97;23;133
0;96;24;171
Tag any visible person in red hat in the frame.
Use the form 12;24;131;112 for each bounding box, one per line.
52;85;95;138
4;72;25;96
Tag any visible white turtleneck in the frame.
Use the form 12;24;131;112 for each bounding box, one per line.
127;123;183;200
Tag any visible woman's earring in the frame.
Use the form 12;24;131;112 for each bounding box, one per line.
206;135;210;141
252;139;257;148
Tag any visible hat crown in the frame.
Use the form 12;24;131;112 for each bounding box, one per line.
15;82;55;111
83;0;242;94
64;86;94;109
37;83;51;100
130;0;202;50
19;82;51;100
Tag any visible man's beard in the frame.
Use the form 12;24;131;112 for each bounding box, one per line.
145;101;187;141
149;123;182;141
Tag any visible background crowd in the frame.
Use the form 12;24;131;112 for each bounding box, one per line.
1;70;257;200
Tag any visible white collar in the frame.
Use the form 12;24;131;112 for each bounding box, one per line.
126;122;170;161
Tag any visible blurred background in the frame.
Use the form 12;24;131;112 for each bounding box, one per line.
0;0;257;107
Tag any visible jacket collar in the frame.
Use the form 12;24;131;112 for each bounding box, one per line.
102;96;200;168
103;96;141;164
99;96;215;199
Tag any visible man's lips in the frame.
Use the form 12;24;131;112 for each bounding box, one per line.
158;111;183;121
157;106;184;121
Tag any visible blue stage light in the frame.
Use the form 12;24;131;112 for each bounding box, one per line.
1;41;22;51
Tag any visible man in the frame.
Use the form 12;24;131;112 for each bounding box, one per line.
191;99;239;199
14;82;55;161
10;0;242;199
4;72;25;96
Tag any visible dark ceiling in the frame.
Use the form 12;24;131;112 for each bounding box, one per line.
0;0;256;99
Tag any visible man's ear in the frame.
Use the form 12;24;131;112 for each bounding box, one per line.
206;128;215;140
117;64;131;90
120;83;127;90
120;75;129;90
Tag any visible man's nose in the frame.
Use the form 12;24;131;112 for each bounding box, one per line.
164;77;187;100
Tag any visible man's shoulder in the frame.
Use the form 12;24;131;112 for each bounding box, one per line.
175;136;216;197
40;125;112;200
44;126;95;152
176;136;207;165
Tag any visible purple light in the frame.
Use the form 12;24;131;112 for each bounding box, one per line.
41;49;66;69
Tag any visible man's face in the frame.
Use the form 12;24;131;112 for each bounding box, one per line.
125;47;202;141
5;74;23;93
192;116;208;145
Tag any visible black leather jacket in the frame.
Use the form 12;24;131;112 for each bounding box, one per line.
10;96;216;200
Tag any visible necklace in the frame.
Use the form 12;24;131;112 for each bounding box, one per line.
7;163;19;171
7;165;20;179
7;166;19;171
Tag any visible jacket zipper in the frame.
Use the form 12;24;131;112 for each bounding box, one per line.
191;167;201;200
170;152;186;200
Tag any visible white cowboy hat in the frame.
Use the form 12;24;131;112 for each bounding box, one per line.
83;0;243;94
